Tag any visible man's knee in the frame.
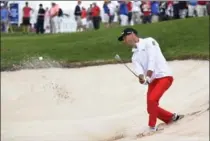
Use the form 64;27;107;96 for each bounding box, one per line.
147;97;158;114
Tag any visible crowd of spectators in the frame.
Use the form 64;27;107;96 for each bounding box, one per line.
1;0;210;34
74;0;210;31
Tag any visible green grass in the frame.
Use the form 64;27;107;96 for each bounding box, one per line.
1;16;209;71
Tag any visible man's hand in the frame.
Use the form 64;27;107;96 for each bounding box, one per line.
138;74;151;85
138;74;145;84
147;70;153;78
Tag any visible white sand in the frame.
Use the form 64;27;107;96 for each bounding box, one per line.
1;60;209;141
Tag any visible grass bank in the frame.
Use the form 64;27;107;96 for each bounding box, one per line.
1;17;209;71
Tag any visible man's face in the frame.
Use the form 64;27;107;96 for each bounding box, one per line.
123;33;136;47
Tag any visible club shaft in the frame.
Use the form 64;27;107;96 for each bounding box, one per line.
123;63;138;77
118;58;138;77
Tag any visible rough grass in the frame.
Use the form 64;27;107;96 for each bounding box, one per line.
1;16;209;71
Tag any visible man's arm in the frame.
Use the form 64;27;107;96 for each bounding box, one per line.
30;7;34;13
146;39;157;82
132;58;145;84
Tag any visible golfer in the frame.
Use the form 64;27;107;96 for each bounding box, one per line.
118;27;184;132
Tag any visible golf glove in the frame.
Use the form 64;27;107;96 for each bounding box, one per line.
142;76;151;85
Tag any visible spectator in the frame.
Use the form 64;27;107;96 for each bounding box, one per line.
22;2;33;33
119;0;128;26
179;1;188;19
44;7;50;33
196;1;207;17
107;0;116;27
207;2;210;16
126;0;132;25
81;7;87;31
36;4;45;34
166;1;174;19
91;2;101;30
87;4;93;30
57;7;64;33
74;0;82;32
132;0;142;25
188;0;197;17
1;3;9;33
151;1;159;23
103;0;110;28
116;5;121;25
159;2;167;21
142;1;151;24
49;2;59;33
173;1;180;19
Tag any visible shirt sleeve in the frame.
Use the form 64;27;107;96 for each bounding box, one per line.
132;57;144;76
146;38;157;71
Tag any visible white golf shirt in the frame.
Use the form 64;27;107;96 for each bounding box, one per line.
108;2;116;16
132;1;141;12
131;37;172;82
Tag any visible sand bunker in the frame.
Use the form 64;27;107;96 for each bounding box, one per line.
1;60;209;141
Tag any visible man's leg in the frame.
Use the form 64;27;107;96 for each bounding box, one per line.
92;17;97;30
142;16;147;24
5;20;9;33
203;5;208;16
57;17;62;33
52;17;57;33
188;5;194;17
147;76;174;127
136;12;141;24
26;18;30;33
120;15;123;26
196;5;202;17
121;15;128;26
97;16;101;29
156;107;174;123
40;19;44;34
147;15;152;23
2;21;7;33
109;15;114;27
1;21;5;32
95;16;100;30
50;18;54;33
23;19;28;33
128;12;132;25
53;16;58;33
36;20;40;34
76;21;80;32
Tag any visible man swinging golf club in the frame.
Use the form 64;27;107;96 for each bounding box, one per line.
117;27;184;132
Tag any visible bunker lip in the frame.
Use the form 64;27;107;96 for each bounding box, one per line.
1;56;209;72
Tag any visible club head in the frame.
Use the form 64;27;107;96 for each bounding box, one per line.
115;54;121;61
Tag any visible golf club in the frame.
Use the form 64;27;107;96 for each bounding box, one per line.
114;54;138;77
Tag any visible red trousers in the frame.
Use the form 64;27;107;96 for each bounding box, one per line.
147;76;174;127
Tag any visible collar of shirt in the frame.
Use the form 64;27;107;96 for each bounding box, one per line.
132;38;146;53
